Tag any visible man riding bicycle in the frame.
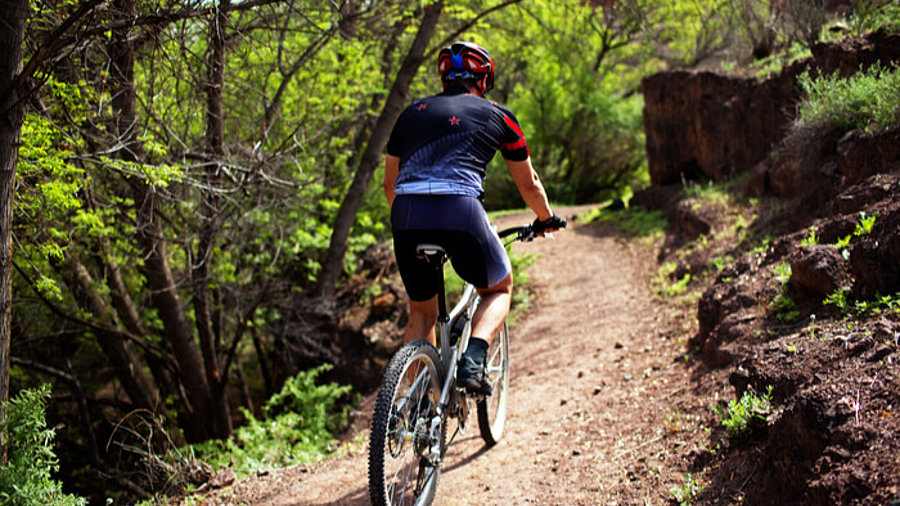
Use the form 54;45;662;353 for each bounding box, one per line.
383;41;564;395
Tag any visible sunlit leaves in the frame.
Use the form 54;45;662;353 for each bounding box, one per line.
479;0;650;204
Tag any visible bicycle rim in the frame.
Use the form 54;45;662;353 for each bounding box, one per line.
477;320;510;445
369;341;445;506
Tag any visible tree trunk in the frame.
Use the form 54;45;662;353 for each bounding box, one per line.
192;0;233;439
109;0;214;441
0;0;27;465
60;254;160;412
316;0;444;300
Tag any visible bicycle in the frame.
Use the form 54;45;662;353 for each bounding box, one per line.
368;220;565;506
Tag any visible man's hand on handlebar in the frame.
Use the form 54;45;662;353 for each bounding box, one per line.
532;214;567;237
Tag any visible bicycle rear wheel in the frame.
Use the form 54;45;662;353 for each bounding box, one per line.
477;320;510;445
369;340;445;506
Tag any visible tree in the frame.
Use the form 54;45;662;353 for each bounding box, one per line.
316;0;445;301
0;0;28;465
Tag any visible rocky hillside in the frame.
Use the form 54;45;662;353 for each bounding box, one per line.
637;30;899;504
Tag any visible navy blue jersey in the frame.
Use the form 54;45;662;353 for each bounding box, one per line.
386;86;529;198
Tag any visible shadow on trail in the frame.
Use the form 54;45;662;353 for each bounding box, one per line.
303;435;490;506
305;486;368;506
441;434;493;474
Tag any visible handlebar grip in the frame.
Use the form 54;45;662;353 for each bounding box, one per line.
532;214;567;234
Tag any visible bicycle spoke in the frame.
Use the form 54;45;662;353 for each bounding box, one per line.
477;321;509;445
371;343;445;506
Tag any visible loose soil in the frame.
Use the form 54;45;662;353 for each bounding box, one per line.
185;208;720;505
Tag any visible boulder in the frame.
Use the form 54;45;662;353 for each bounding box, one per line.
789;245;849;297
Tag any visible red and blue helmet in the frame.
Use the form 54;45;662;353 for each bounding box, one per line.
437;42;494;94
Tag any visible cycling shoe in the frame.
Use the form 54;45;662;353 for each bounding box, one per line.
458;338;492;396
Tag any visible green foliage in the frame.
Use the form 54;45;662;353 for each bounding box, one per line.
800;226;819;247
826;289;900;317
774;260;792;286
481;0;651;206
853;292;900;316
770;260;799;321
824;287;850;312
580;205;668;240
832;211;878;259
795;63;900;136
670;473;704;505
507;250;538;325
655;0;732;67
192;365;353;473
773;293;799;322
751;40;812;78
0;385;87;506
652;262;692;299
854;211;877;236
680;178;738;204
712;385;773;437
708;254;734;273
849;0;900;35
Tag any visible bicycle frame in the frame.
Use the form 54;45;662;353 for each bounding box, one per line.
415;245;479;432
417;222;541;430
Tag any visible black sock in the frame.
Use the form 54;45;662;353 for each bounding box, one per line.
466;337;489;359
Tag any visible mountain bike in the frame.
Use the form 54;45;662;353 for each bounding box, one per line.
368;220;564;506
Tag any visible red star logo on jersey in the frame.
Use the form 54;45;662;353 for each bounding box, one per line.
416;103;427;111
449;116;461;125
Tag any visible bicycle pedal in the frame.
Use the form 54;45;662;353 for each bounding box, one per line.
463;389;491;400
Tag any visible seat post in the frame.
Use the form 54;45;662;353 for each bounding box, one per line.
434;264;449;324
417;244;451;324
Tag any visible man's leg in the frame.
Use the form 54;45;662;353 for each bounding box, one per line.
404;295;439;346
459;273;513;394
402;296;438;385
471;272;513;344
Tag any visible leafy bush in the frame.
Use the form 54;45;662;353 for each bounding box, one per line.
0;385;86;506
795;63;900;136
192;365;353;474
850;0;900;35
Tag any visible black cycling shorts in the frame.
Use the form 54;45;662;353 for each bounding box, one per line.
391;194;511;302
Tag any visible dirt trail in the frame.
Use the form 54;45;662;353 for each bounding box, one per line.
194;210;712;505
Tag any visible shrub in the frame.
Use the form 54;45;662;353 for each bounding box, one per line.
192;364;353;474
0;385;86;506
850;0;900;35
794;63;900;137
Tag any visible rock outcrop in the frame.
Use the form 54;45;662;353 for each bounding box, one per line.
641;29;900;188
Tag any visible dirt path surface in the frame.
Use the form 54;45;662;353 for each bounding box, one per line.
193;209;713;505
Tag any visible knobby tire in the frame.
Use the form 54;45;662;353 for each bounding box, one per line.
369;340;445;506
476;320;510;445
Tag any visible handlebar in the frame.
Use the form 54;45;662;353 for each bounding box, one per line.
498;215;567;243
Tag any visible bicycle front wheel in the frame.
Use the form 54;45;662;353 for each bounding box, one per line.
477;320;510;445
369;340;445;506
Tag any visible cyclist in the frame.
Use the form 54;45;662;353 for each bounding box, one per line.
383;41;564;394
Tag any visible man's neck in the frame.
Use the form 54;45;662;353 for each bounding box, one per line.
444;82;481;97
